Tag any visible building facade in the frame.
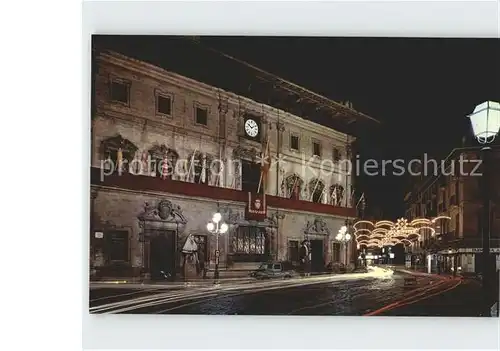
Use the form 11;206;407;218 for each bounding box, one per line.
90;50;376;280
404;148;500;274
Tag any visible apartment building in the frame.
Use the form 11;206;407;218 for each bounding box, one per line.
404;147;500;274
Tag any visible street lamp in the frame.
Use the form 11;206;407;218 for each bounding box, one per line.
206;212;228;283
336;225;352;266
467;101;500;316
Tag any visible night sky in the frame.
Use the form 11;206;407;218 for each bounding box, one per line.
93;36;500;219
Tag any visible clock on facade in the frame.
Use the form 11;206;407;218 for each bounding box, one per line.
244;118;259;138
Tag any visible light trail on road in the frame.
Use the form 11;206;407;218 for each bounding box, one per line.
90;267;397;314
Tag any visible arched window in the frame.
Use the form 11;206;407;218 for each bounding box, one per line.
282;174;303;200
101;134;138;174
308;179;325;203
148;144;179;179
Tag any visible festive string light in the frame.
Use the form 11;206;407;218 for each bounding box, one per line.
353;216;451;249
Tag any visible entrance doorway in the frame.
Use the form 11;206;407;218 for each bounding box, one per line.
310;239;324;272
149;231;176;280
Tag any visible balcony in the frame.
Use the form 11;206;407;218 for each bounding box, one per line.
90;167;356;218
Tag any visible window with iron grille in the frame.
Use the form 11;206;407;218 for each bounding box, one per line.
232;226;266;255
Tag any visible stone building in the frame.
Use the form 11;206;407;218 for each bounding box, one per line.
404;146;500;274
90;47;379;280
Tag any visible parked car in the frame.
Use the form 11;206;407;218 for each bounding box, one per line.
250;261;298;279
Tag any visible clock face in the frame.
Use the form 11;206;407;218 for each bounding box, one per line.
244;119;259;138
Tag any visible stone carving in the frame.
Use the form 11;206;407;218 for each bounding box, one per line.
101;134;138;155
266;211;285;227
304;217;331;236
138;199;187;224
148;144;178;160
220;206;242;224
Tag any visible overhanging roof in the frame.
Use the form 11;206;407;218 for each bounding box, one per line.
92;35;381;137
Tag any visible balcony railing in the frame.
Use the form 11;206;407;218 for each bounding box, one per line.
90;167;356;218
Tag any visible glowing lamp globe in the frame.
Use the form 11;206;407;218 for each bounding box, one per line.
212;212;222;223
468;101;500;144
206;222;215;232
336;234;342;241
345;233;351;241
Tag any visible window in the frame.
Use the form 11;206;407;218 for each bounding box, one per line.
273;263;281;270
333;148;341;162
312;141;321;157
232;226;266;255
107;230;129;262
290;134;300;151
156;94;172;116
195;105;208;125
110;79;130;104
241;160;262;194
288;240;299;262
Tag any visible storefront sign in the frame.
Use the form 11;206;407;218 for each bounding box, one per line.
94;231;104;239
457;248;500;254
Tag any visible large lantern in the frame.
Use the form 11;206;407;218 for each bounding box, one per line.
467;101;500;144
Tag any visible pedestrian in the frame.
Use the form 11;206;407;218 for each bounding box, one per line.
198;249;207;279
299;240;311;277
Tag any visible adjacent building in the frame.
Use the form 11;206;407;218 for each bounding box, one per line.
404;146;500;274
90;44;379;280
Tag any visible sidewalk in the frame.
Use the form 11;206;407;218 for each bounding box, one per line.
89;271;355;289
90;276;256;289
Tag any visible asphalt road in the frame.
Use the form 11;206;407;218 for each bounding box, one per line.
90;268;462;316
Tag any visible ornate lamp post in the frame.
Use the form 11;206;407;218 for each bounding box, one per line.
336;225;352;266
467;101;500;316
206;212;228;284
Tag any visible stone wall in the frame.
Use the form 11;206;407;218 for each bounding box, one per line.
91;186;245;270
91;186;355;275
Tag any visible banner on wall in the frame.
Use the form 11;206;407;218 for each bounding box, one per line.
246;192;267;220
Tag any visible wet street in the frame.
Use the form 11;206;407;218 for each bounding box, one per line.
89;268;470;316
